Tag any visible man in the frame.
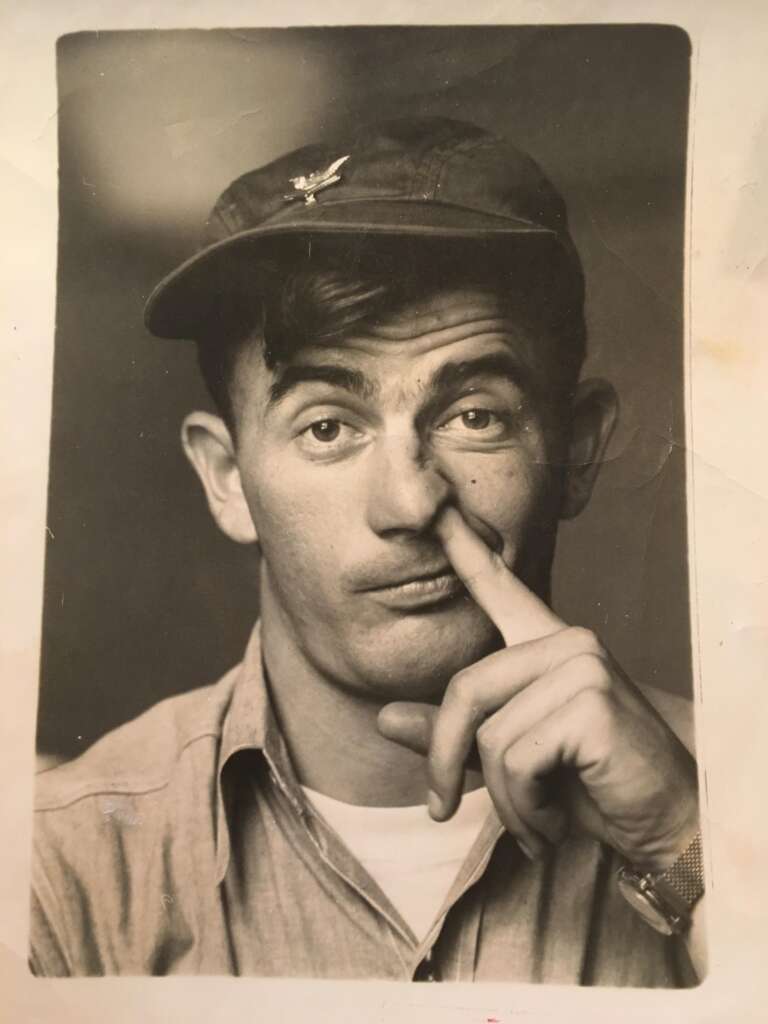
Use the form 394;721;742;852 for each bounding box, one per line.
31;117;704;983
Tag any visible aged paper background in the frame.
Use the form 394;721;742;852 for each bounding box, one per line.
1;1;766;1021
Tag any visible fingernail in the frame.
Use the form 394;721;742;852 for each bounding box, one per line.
427;790;444;820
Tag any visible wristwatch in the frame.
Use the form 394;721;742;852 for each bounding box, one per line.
617;831;704;936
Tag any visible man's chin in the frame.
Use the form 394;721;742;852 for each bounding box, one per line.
343;604;502;703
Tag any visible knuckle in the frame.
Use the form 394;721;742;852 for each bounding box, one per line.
446;669;481;716
575;685;615;727
502;745;525;780
447;668;472;700
573;652;612;691
566;626;604;658
475;720;497;758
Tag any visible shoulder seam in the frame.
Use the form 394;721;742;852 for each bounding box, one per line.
34;727;221;812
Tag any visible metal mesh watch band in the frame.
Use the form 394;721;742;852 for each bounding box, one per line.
655;831;704;908
617;831;704;935
651;831;708;913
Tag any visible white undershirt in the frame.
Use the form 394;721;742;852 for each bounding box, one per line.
301;785;493;941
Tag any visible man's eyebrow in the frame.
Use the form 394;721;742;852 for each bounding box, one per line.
268;364;377;406
428;351;532;397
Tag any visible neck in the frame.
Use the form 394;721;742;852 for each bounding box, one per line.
260;593;481;808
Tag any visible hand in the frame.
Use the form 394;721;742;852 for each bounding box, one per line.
378;507;699;870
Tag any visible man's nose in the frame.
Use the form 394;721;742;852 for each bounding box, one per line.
365;432;452;537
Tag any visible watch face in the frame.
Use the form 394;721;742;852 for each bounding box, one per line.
617;873;676;936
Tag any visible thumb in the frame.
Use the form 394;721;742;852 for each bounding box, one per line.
377;702;438;756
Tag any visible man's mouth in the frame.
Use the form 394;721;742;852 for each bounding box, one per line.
362;567;466;611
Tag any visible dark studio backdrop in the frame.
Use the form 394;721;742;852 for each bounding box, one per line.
37;25;691;761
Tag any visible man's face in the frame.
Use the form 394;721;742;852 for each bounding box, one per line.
228;288;570;703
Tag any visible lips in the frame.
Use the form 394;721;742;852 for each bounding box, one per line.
361;563;453;590
361;566;466;611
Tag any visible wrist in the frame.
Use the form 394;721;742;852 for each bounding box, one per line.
623;773;700;874
636;813;700;875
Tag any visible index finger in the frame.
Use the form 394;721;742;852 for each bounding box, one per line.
436;506;564;647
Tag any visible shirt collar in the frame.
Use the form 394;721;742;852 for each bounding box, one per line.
212;624;507;888
214;625;307;884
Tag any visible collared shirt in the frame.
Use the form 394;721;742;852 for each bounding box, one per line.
31;627;696;984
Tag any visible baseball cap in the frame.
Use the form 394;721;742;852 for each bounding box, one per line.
144;116;582;339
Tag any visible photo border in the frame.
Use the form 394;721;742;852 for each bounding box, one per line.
2;2;766;1021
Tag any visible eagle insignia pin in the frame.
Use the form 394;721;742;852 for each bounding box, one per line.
284;154;351;206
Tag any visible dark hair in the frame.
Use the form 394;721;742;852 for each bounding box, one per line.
194;236;586;432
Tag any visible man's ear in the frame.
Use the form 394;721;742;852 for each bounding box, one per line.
181;412;258;544
560;378;618;520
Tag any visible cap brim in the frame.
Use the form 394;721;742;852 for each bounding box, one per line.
144;199;560;339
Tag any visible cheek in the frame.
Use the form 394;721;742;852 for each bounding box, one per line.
238;447;349;595
440;448;553;557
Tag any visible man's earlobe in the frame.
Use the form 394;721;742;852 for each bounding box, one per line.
560;379;618;520
181;412;258;544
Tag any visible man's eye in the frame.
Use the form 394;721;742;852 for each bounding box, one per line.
457;409;494;430
440;407;507;437
308;419;342;442
297;417;363;456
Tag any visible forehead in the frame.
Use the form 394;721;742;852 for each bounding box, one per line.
239;287;552;392
351;288;531;348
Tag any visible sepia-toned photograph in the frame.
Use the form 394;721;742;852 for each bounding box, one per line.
30;24;704;985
